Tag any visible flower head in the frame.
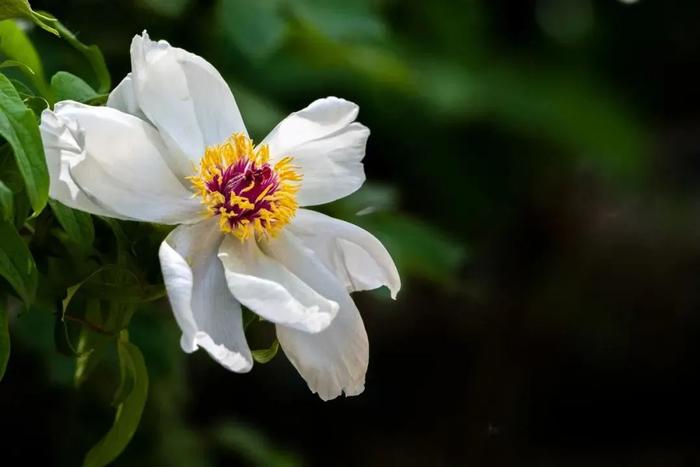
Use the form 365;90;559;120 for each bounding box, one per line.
39;32;400;401
189;133;300;240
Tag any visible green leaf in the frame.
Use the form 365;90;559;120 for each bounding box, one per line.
252;338;279;364
54;310;80;357
50;71;98;103
0;219;37;305
0;1;58;36
83;332;148;467
139;0;191;18
291;0;387;42
0;180;13;221
0;73;49;214
213;422;303;467
9;78;33;98
50;199;95;252
74;299;106;387
0;20;51;96
218;0;287;61
23;95;47;116
0;299;9;381
50;17;111;94
357;214;466;284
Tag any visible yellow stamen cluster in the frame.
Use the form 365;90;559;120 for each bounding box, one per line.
188;133;301;240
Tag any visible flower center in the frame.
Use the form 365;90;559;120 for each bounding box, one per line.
189;133;300;240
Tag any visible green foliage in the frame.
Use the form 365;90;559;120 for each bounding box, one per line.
0;300;9;380
252;338;279;364
50;199;95;253
0;0;59;35
0;19;51;97
218;0;287;61
83;331;149;467
0;219;37;305
0;180;12;221
51;17;111;94
212;422;304;467
50;71;99;103
329;185;466;284
0;73;49;214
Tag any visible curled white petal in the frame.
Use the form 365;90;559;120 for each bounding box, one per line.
266;231;369;401
106;73;148;121
40;102;201;224
159;218;252;372
39;108;124;218
289;209;400;299
129;31;247;178
218;236;339;334
261;97;368;206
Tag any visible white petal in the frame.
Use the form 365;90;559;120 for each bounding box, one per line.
106;73;148;121
159;218;252;372
289;209;400;299
261;97;368;206
40;108;125;218
46;101;202;224
129;31;247;178
266;231;369;400
218;236;338;334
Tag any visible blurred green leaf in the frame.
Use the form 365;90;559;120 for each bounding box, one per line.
218;0;287;61
50;17;111;93
138;0;191;18
417;63;650;182
0;19;51;96
357;214;466;284
83;331;149;467
50;199;95;253
74;299;107;387
290;0;386;42
0;299;9;381
332;183;399;215
252;338;279;364
50;71;99;103
230;82;286;140
0;180;13;221
213;422;303;467
0;0;58;35
0;73;49;214
54;309;80;357
0;219;37;305
9;77;33;98
0;58;36;80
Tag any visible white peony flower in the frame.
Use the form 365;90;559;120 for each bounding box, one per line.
39;32;400;400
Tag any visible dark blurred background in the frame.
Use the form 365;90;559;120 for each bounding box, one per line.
4;0;700;465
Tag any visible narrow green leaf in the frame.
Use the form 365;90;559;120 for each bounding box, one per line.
50;199;95;252
23;95;47;116
0;59;36;77
83;332;148;467
252;339;279;364
0;299;9;381
0;180;13;221
0;219;37;305
50;17;111;93
0;20;51;96
54;311;80;357
0;73;49;214
10;78;33;98
74;299;106;387
0;1;58;35
50;71;98;103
